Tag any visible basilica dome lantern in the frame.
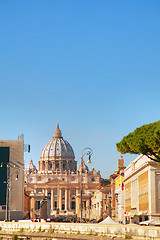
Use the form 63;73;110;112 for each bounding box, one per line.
38;124;77;173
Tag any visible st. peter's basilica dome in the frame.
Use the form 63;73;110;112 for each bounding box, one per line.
38;124;77;172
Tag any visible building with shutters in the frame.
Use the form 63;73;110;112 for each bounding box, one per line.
124;154;160;224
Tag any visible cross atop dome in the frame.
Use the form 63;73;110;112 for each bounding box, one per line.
54;123;62;138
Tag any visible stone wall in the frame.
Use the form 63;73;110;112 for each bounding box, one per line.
0;221;160;239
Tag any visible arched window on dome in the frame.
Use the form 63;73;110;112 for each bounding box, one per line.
55;162;59;169
48;161;52;170
37;176;41;181
42;161;45;170
63;163;66;170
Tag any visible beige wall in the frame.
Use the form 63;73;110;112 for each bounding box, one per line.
124;155;160;222
1;221;160;240
125;182;131;212
139;171;148;211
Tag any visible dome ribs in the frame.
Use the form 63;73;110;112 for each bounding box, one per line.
40;125;76;172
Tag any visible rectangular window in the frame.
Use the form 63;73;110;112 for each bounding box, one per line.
62;190;65;196
54;201;57;209
35;201;40;210
71;201;75;210
54;189;57;195
0;147;9;206
72;190;75;195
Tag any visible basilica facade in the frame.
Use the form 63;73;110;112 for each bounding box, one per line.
24;124;102;219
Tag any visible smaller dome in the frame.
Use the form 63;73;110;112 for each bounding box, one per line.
26;160;37;173
78;160;89;172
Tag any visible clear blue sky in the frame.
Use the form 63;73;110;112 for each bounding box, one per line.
0;0;160;178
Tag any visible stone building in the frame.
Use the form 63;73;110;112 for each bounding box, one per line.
82;183;111;222
124;154;160;224
124;155;160;223
114;173;125;224
0;135;24;221
24;124;101;219
110;155;125;220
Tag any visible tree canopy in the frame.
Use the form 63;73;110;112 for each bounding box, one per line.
116;120;160;163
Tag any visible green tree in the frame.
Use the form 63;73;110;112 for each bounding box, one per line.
116;120;160;163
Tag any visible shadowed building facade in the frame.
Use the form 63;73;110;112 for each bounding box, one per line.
25;124;101;219
0;136;24;220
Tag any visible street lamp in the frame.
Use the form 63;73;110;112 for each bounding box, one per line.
48;192;51;218
0;161;20;221
115;192;118;222
109;192;112;218
115;192;118;202
80;147;93;222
